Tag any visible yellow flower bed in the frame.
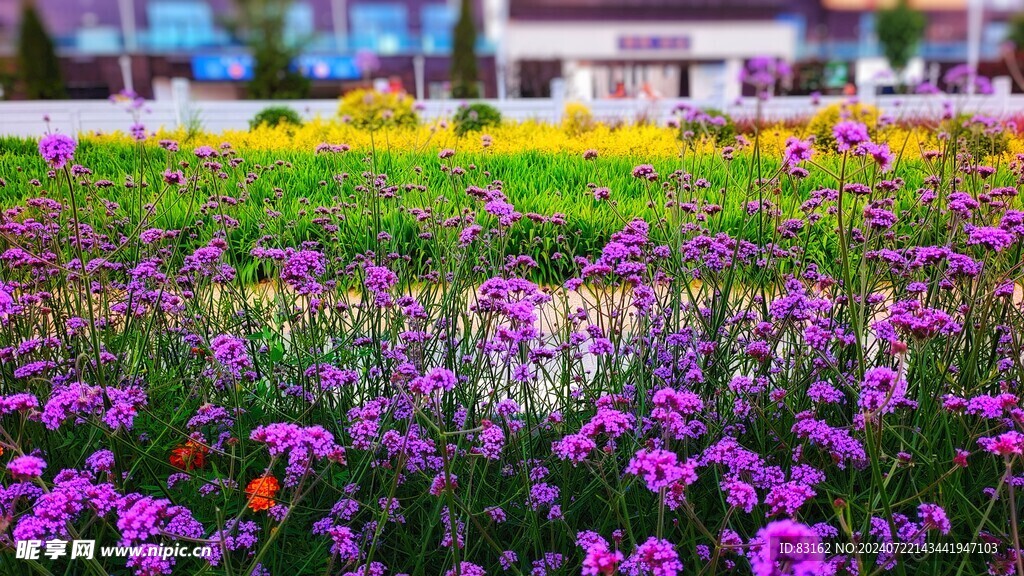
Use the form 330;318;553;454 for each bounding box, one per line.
87;116;1024;160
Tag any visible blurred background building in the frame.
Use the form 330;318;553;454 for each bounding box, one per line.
0;0;1021;100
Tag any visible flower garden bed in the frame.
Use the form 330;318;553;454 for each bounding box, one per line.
0;100;1023;575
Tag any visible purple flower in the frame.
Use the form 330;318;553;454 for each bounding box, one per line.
409;367;458;395
194;146;217;158
918;503;951;534
740;57;791;89
583;546;623;575
445;562;485;576
364;265;398;306
833;121;869;152
632;164;658;181
250;423;344;485
0;285;15;316
86;450;116;473
722;476;758;513
622;537;683;576
475;420;505;459
126;544;176;575
626;448;687;492
552;433;596;464
210;334;253;379
38;133;76;169
967;226;1015;252
765;481;816;517
862;142;894;172
0;393;39;415
116;496;203;546
751;520;823;576
304;364;358;390
978;432;1024;456
7;455;46;479
791;412;866;467
783;137;813;167
280;249;326;295
859;366;911;416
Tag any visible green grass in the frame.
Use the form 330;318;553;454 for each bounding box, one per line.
0;136;1004;288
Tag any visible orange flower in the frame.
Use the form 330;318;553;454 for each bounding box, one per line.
169;440;209;471
245;475;280;512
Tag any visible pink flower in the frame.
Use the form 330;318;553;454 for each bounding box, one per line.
833;121;869;152
583;546;623;575
751;520;823;576
409;367;458;395
783;137;814;167
622;537;683;576
552;433;596;465
978;432;1024;456
38;133;76;168
7;455;46;479
626;448;686;492
918;503;951;535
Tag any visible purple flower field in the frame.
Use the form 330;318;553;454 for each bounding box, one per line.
1;104;1024;576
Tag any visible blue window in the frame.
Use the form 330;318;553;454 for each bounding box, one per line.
285;2;314;46
421;4;454;53
76;26;122;53
350;3;408;54
145;0;218;50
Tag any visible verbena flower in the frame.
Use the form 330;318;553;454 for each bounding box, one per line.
38;134;76;168
751;520;823;576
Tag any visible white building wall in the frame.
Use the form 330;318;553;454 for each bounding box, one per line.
504;21;798;62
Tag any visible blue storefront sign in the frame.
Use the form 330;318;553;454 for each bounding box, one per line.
617;36;691;51
192;55;255;81
295;56;361;80
191;55;361;81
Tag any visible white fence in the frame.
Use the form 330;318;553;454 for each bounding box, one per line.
2;94;1024;138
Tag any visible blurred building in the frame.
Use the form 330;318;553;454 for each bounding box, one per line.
0;0;498;99
504;0;1024;99
0;0;1022;100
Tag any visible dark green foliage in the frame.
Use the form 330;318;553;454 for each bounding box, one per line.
250;105;303;129
453;102;501;135
233;0;310;99
450;0;479;99
17;1;65;100
1009;13;1024;50
876;0;926;75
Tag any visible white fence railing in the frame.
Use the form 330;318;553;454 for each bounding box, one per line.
1;94;1023;139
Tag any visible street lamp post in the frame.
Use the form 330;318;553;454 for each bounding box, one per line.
331;0;348;52
966;0;983;95
117;0;137;93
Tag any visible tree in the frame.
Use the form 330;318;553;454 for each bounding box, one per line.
450;0;479;99
876;0;926;86
17;0;65;99
1008;13;1024;51
231;0;309;99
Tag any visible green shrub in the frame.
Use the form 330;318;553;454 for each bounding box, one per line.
339;89;419;130
562;102;596;136
250;106;303;130
453;102;502;135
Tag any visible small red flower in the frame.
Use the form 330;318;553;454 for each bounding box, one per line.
169;440;208;471
246;475;280;512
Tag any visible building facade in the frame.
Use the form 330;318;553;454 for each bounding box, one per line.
0;0;498;99
0;0;1022;100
